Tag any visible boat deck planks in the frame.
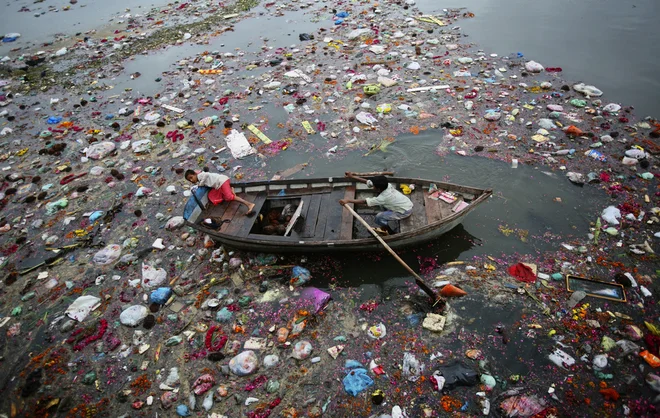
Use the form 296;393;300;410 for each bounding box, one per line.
223;193;255;235
237;192;267;237
218;201;241;233
423;192;444;224
339;186;356;240
400;190;427;233
312;193;332;239
205;200;229;220
322;187;348;240
302;194;323;238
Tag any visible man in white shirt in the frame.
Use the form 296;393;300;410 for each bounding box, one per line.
185;169;255;215
339;173;412;235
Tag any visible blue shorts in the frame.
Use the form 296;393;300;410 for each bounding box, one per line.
375;209;412;227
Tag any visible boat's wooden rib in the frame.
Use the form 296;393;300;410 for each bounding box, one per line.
339;186;356;241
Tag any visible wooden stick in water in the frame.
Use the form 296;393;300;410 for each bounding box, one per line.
348;171;394;177
342;204;438;302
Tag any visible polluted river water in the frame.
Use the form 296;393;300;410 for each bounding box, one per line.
0;0;659;417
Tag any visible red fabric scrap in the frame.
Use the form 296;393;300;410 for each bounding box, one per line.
508;263;536;283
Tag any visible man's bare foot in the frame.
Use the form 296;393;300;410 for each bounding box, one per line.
245;202;256;216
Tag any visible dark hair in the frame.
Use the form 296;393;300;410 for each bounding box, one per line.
370;176;389;191
184;169;196;179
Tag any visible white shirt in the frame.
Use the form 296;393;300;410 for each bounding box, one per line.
366;184;413;213
197;172;229;189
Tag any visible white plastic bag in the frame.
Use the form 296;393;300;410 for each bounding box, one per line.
524;61;544;73
225;129;256;159
229;351;259;376
367;323;387;339
292;340;313;360
93;244;122;265
263;354;280;368
141;263;167;289
601;206;621;225
86;142;116;160
548;348;575;368
402;352;424;382
166;216;185;230
120;305;148;326
65;295;101;322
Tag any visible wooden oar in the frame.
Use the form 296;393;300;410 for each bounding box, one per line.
342;204;438;302
349;171;394;177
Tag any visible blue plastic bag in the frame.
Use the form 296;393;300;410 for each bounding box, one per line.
342;368;373;396
336;11;349;18
290;266;311;287
150;287;173;305
47;116;62;124
176;405;190;417
89;211;104;222
345;359;363;369
216;307;232;322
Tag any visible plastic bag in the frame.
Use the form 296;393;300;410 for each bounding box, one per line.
45;198;68;215
524;61;544;72
601;206;621;225
93;244;122;265
229;351;259;376
573;83;603;97
367;323;387;339
142;263;167;289
402;352;424;382
263;354;280;368
593;354;608;369
298;287;331;313
290;266;311;287
65;295;101;322
500;395;546;417
150;287;173;305
292;340;313;360
86;142;116;160
120;305;148;326
342;368;374;396
548;348;575;368
436;362;479;389
216;307;232;322
356;112;378;126
132;140;152;154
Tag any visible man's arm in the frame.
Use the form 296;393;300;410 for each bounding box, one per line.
339;198;367;206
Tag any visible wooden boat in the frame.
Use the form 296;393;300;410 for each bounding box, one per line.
183;176;492;253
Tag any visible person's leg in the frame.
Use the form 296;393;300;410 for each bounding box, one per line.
374;211;395;235
375;210;411;235
220;180;255;214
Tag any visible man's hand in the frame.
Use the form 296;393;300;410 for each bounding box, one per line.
191;185;198;192
339;199;347;206
345;171;353;178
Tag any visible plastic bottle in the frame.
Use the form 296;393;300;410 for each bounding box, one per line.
277;327;289;343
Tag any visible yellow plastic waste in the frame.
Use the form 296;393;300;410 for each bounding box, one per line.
301;121;315;134
363;85;381;95
400;184;412;195
376;103;392;113
247;124;272;144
